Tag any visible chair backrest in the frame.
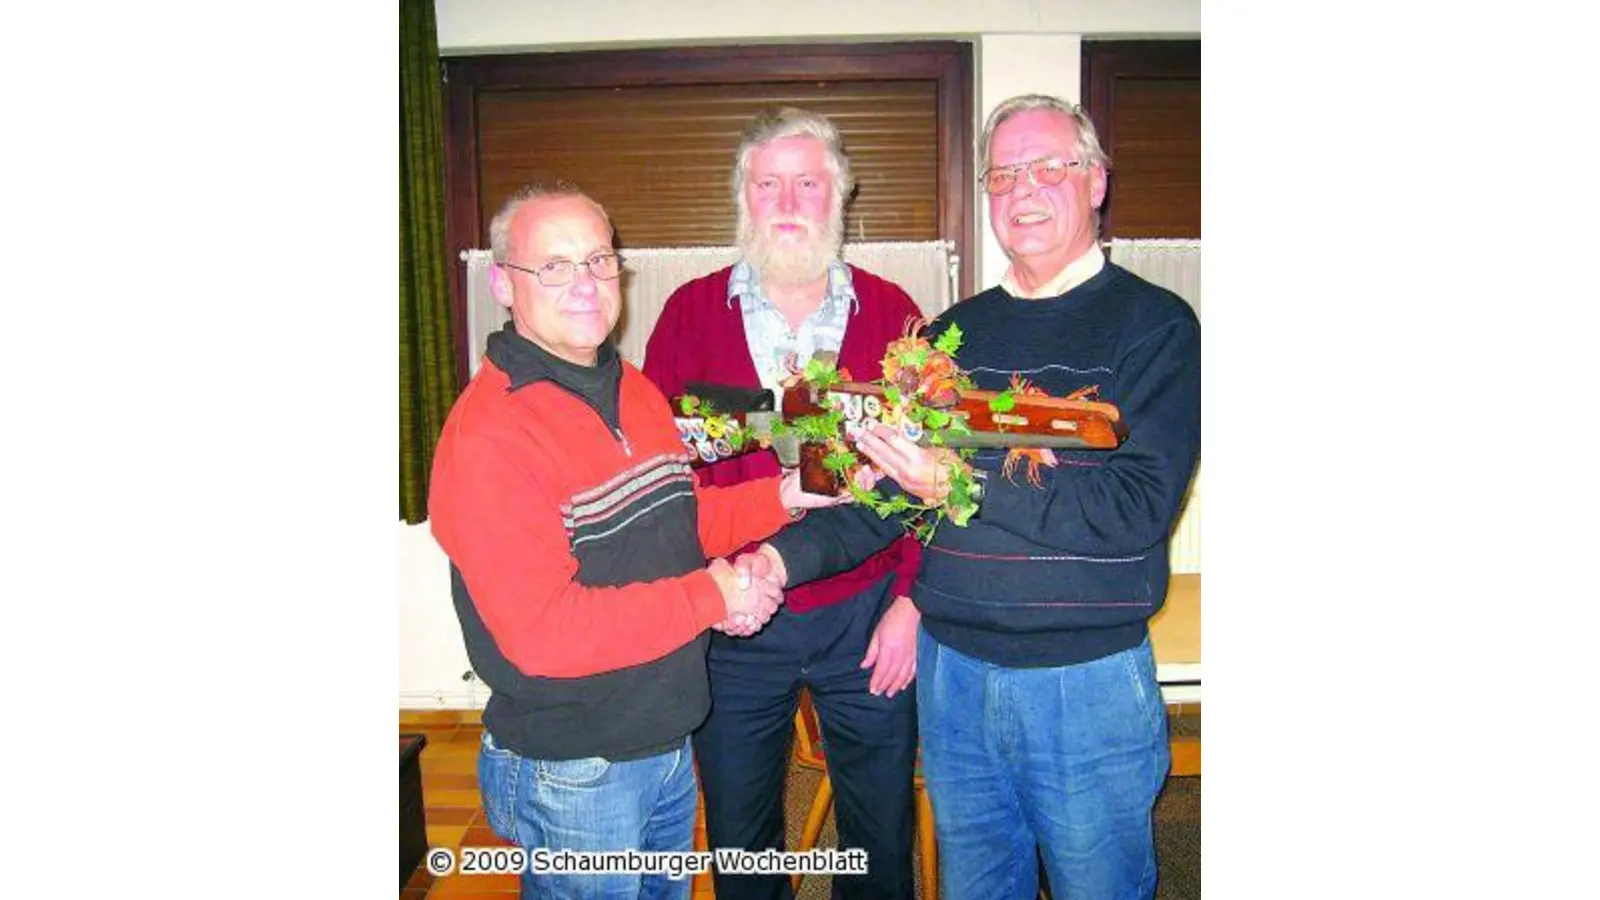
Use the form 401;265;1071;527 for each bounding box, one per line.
791;689;826;769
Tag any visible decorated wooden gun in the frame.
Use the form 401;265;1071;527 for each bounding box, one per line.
781;380;1128;494
672;379;1127;493
783;381;1128;451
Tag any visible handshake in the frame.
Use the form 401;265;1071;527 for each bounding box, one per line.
704;545;790;638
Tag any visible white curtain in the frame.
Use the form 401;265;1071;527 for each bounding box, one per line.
1108;238;1201;319
1106;238;1202;573
460;250;502;378
461;241;957;373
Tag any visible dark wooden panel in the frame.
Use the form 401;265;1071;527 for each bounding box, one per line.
1081;41;1201;239
1105;78;1200;238
475;82;940;247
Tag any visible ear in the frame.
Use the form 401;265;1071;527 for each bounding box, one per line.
1089;165;1109;209
489;264;514;309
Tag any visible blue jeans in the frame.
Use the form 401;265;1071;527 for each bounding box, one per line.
916;628;1169;900
695;574;918;900
478;731;699;900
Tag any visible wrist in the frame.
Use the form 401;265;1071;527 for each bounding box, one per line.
933;450;962;503
707;564;737;600
757;543;789;587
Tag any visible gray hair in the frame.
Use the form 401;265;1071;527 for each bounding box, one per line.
488;181;614;261
730;107;855;214
977;94;1111;173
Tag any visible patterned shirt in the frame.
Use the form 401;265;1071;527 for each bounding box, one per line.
726;259;858;396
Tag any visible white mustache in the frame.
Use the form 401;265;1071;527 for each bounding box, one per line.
764;215;820;236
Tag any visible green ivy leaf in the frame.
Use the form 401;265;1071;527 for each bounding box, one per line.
883;386;902;405
948;503;977;527
947;475;973;508
803;358;841;389
924;409;951;430
822;448;858;473
934;322;964;356
790;412;845;443
989;390;1016;414
679;395;699;416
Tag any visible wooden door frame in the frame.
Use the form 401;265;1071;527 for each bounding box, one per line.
442;42;975;389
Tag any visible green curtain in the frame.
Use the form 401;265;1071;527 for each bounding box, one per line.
399;0;457;524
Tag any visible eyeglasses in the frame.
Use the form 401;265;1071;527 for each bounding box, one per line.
499;252;622;287
980;157;1087;196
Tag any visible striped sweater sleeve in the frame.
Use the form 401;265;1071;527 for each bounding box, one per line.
430;432;728;679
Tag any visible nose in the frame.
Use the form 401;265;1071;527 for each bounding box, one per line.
567;265;598;295
1011;168;1040;199
777;181;797;215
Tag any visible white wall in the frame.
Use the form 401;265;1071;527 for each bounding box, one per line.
399;521;483;707
435;0;1200;54
402;0;1201;708
973;34;1084;288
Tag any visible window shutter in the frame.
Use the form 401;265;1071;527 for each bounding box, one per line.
474;81;941;248
1082;41;1201;239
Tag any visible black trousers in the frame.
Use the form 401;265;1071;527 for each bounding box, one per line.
694;574;918;900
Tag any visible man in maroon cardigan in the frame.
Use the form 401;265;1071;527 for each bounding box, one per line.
643;108;924;900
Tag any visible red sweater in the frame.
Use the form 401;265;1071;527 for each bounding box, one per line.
643;264;923;613
430;355;792;679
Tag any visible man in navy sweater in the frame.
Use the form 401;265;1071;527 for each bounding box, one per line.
737;95;1200;900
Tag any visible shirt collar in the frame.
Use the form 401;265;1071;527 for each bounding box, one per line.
726;259;859;316
1001;243;1106;299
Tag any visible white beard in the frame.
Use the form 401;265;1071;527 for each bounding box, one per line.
738;210;843;287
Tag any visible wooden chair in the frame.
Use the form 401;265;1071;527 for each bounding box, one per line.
790;688;939;899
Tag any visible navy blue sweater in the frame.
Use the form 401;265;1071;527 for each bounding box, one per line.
769;263;1200;667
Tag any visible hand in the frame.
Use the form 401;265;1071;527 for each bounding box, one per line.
734;544;788;590
849;464;882;493
712;613;768;638
779;467;857;513
714;546;787;636
707;557;783;637
854;425;961;506
861;595;919;698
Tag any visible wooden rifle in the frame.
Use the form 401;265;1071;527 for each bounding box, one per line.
673;379;1127;495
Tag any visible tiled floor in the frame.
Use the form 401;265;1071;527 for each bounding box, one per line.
401;706;1200;899
400;710;521;899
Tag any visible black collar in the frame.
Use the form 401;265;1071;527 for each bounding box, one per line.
484;323;624;431
485;321;620;393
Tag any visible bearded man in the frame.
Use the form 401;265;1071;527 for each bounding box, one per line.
643;108;924;900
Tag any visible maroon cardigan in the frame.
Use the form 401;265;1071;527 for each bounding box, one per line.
642;264;924;614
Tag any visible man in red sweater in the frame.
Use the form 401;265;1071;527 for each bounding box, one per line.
431;183;849;900
643;108;924;900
